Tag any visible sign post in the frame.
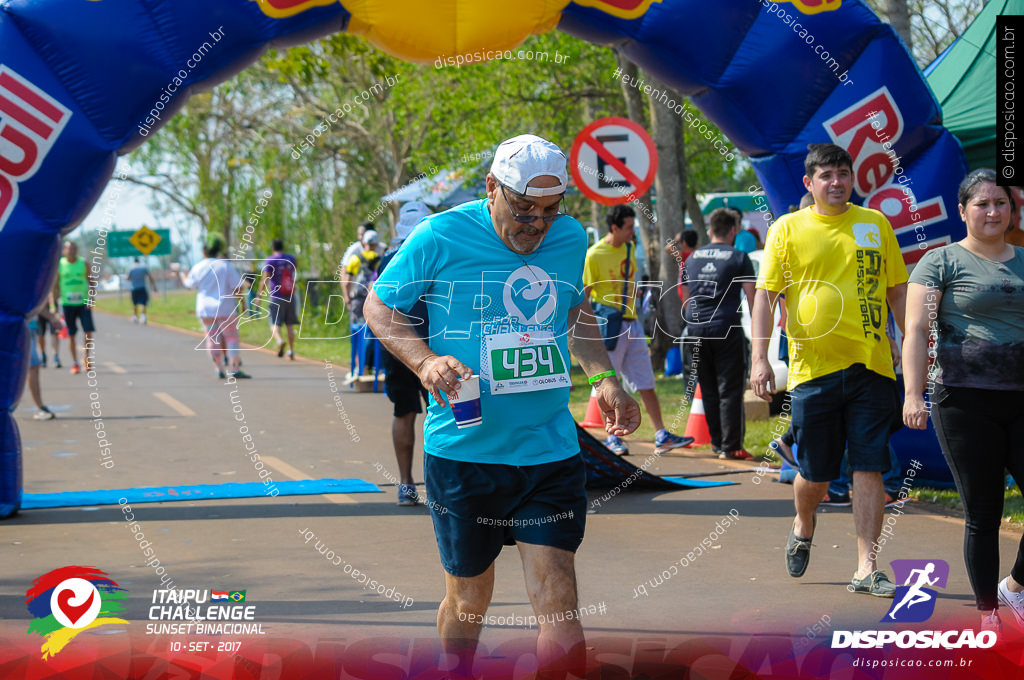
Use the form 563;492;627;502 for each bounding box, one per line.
569;117;658;206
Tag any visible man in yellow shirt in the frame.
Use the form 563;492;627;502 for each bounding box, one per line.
750;143;908;597
583;205;693;456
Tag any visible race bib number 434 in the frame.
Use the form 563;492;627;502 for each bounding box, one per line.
484;331;571;395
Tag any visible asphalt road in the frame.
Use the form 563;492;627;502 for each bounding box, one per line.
3;310;1021;663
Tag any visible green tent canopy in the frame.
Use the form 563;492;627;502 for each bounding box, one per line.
927;0;1023;170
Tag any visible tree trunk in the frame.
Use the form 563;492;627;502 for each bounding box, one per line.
686;188;708;246
646;73;685;371
887;0;913;53
613;49;657;278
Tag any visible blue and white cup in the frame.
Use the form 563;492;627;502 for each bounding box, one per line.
450;375;482;428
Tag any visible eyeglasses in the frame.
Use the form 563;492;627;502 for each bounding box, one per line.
500;185;565;224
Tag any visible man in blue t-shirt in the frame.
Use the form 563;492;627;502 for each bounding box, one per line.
364;135;640;677
681;207;756;459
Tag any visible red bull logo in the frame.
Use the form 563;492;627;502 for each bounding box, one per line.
572;0;662;20
0;66;72;232
253;0;338;19
782;0;842;14
824;87;948;265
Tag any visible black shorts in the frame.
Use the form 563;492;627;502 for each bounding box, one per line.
131;288;149;306
383;351;427;417
790;363;899;483
424;452;587;577
268;298;299;326
63;305;95;335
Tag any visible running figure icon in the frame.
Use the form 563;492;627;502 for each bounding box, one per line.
888;562;940;620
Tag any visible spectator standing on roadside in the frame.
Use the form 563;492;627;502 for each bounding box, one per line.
680;207;755;460
128;257;157;324
729;207;758;253
668;229;699;300
259;239;300;360
342;230;382;328
583;205;693;456
751;143;907;597
340;222;372;277
53;241;96;375
378;201;432;506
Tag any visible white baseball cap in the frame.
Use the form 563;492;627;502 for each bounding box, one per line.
489;134;568;198
395;201;431;241
362;229;379;245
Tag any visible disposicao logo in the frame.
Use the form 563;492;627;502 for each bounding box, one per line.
832;558;996;650
26;566;129;659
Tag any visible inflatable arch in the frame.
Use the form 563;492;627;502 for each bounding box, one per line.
0;0;966;516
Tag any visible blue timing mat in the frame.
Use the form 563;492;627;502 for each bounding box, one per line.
21;478;381;509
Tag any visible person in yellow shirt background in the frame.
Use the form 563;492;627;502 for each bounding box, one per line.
341;229;382;328
583;205;693;456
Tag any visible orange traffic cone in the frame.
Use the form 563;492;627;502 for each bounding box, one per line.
580;387;605;428
683;385;711;446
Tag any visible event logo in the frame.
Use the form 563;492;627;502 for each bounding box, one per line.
782;0;842;14
884;559;949;623
0;65;72;232
26;567;129;659
502;265;557;326
572;0;662;20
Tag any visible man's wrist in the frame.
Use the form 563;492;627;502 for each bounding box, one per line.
414;354;436;374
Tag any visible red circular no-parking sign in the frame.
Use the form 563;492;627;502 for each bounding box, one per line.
569;117;658;206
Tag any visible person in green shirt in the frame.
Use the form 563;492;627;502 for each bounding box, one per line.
53;241;96;374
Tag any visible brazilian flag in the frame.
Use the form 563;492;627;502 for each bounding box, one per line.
229;591;246;602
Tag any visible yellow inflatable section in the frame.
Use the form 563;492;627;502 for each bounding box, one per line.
256;0;570;63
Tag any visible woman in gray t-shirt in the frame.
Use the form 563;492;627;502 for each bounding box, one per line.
903;168;1024;633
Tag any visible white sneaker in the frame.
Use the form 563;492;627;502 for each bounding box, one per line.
33;408;55;421
998;577;1024;626
132;315;138;323
141;314;147;324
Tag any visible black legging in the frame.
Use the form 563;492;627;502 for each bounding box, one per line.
931;384;1024;611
